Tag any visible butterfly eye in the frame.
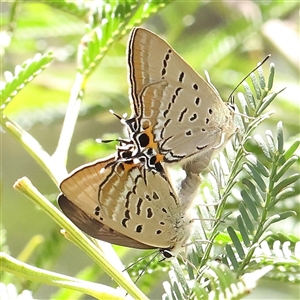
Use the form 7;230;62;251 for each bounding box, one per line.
160;249;173;259
121;151;132;159
146;148;153;156
227;102;236;112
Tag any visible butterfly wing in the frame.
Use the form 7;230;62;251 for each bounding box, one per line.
58;194;155;249
127;27;236;163
59;154;192;250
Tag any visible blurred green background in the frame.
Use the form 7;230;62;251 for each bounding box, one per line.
1;1;299;299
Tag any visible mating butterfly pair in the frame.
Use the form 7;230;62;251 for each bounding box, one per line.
58;27;236;257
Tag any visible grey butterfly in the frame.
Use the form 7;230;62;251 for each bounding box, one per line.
58;147;200;258
125;27;236;173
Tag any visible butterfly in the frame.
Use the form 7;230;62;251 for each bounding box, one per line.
125;27;236;173
58;144;200;258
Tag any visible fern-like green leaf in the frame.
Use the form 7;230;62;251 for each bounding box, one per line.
243;81;256;110
274;156;298;182
241;190;259;221
227;226;245;260
77;1;168;78
255;240;300;282
242;178;264;207
243;162;267;192
267;62;276;92
250;73;262;101
238;202;255;233
280;139;300;163
237;215;251;247
256;89;285;116
276;121;284;154
245;154;270;177
268;188;295;210
258;63;266;90
272;174;300;197
225;244;239;270
0;52;54;111
45;0;89;19
253;134;273;162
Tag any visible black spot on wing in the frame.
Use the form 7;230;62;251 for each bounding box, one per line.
147;208;153;218
125;192;131;208
178;72;184;82
161;49;172;78
122;218;129;228
153;191;159;200
164;87;182;118
164;119;171;127
171;94;177;104
195;97;201;106
197;145;208;150
136;224;143;233
137;198;143;215
189;113;197;122
178;108;188;122
175;87;182;95
125;209;131;219
94;206;100;216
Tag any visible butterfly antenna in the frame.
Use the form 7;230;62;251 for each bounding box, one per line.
123;251;157;272
96;138;116;144
227;54;271;103
134;251;161;284
109;109;129;127
123;251;160;284
96;137;132;145
109;109;127;120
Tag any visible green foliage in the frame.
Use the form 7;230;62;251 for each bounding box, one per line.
1;1;299;299
76;0;170;77
0;52;54;111
161;62;299;299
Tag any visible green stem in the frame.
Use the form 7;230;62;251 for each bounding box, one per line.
52;72;85;168
1;114;65;185
1;253;125;300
